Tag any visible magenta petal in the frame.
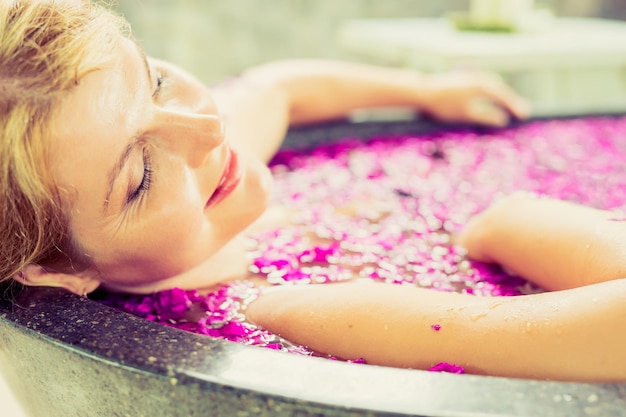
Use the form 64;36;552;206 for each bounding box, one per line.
265;343;283;350
220;321;250;337
428;362;465;374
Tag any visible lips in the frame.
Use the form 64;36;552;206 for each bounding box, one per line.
205;147;241;208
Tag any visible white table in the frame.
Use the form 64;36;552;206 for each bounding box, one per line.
338;18;626;116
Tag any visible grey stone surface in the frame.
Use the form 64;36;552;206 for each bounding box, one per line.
1;120;625;417
1;284;625;417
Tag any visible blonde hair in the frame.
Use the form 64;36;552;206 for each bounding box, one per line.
0;0;128;282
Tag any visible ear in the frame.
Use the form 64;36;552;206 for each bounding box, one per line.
14;264;101;297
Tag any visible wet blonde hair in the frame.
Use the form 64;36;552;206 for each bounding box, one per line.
0;0;128;282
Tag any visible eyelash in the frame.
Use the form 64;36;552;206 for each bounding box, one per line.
153;71;165;98
127;150;153;203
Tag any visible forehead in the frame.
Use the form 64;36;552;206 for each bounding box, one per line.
48;36;146;211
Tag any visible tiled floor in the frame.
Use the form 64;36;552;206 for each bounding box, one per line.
1;373;27;417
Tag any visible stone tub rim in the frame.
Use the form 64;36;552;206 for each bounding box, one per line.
2;285;625;417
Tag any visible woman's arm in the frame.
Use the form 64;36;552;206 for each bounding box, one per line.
458;192;626;291
247;279;626;382
212;60;530;162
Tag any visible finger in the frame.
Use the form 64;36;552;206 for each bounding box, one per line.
466;98;510;127
455;213;492;262
478;78;532;120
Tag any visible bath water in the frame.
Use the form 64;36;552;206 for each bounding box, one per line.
96;116;626;370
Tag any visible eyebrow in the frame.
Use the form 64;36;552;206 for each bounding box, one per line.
102;40;152;213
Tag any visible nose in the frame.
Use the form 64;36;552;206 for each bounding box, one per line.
153;107;225;168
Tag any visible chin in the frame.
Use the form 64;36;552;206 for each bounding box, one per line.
242;153;274;216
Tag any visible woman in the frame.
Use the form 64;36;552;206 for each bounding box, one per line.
1;0;624;381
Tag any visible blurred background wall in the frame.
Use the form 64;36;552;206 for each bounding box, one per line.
115;0;626;85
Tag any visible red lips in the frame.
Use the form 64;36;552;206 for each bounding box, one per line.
205;147;241;208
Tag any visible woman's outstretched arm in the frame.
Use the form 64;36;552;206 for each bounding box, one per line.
247;279;626;382
458;192;626;291
212;60;530;162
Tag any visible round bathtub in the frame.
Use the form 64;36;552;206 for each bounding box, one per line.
1;119;625;417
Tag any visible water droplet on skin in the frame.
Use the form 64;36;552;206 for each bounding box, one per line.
470;312;487;321
525;321;535;333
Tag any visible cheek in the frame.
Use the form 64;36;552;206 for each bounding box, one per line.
106;202;211;280
147;190;207;250
100;176;209;266
156;208;204;248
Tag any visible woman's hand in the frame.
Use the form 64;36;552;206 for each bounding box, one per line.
457;192;626;290
455;191;529;263
417;71;531;127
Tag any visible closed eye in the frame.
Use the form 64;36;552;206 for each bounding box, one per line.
153;70;164;99
127;149;153;204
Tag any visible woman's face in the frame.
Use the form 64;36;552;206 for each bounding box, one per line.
49;36;272;292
